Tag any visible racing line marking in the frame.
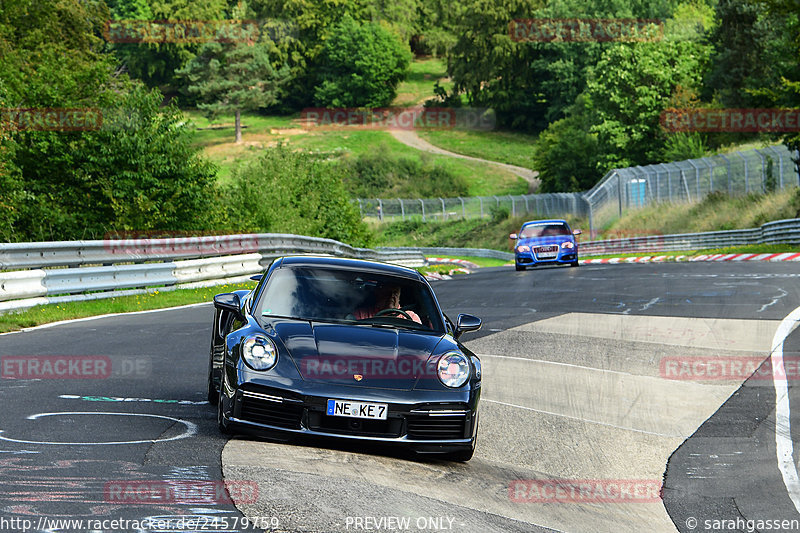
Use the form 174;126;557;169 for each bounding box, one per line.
771;305;800;514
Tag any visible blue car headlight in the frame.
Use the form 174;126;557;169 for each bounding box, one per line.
517;245;530;253
241;334;278;371
561;241;574;249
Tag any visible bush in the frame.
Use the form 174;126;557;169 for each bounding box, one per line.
341;150;469;199
533;95;601;192
10;85;220;241
224;147;371;247
313;16;412;108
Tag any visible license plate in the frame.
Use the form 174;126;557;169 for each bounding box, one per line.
327;399;388;420
536;251;558;258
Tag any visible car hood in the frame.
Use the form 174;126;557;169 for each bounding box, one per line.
270;319;444;390
517;236;574;248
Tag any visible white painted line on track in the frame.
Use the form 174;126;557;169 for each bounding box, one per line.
0;302;211;337
0;411;198;445
479;353;638;378
771;305;800;514
481;399;684;438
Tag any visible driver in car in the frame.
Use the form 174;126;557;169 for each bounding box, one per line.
354;285;422;324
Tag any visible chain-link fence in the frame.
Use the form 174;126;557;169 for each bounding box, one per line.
584;145;799;234
357;145;800;234
356;193;588;222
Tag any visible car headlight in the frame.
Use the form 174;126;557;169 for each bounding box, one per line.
561;241;574;249
437;352;471;388
241;334;278;371
517;245;530;253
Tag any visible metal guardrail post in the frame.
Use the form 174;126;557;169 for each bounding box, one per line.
617;172;623;215
419;199;425;221
439;197;446;220
458;197;465;219
523;195;529;213
357;199;363;218
681;170;691;202
398;198;405;220
509;195;515;217
687;160;699;199
479;197;484;218
377;198;383;221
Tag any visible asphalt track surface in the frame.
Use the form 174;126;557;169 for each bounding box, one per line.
1;262;800;532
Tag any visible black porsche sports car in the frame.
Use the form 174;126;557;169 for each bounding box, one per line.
208;256;483;461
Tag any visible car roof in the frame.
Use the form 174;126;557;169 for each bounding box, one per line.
521;219;569;227
275;255;424;280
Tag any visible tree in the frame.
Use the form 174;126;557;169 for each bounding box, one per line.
178;40;289;142
533;94;600;192
224;147;371;246
313;16;412;108
586;39;707;171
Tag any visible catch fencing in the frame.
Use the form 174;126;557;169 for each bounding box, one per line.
358;145;799;235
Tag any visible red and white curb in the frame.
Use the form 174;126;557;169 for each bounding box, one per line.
582;252;800;264
426;257;481;269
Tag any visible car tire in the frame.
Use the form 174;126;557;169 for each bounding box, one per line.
515;264;525;271
217;384;232;435
207;371;218;405
571;260;580;267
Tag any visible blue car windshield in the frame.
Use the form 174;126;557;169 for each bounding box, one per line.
520;224;571;238
256;266;445;333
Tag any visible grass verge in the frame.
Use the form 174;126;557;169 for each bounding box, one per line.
417;129;538;169
0;283;255;334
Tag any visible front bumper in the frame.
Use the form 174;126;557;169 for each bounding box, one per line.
221;383;479;453
516;248;578;266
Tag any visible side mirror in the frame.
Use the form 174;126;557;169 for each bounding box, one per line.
509;233;518;240
250;274;263;282
454;313;482;339
573;229;582;236
214;293;243;318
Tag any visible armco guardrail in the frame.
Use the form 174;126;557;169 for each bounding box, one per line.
379;247;514;261
578;217;800;255
0;234;426;313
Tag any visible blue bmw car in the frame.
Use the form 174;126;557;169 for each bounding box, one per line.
510;219;582;271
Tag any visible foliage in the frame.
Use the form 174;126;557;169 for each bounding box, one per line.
177;38;289;141
10;86;220;241
107;0;229;92
533;94;600;192
224;147;371;246
340;150;469;199
586;39;708;171
313;16;412;108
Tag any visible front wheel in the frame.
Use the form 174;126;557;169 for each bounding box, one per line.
570;260;580;267
217;383;232;435
515;264;525;272
207;371;218;405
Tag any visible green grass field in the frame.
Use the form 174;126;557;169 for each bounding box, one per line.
0;283;255;333
417;129;538;169
394;57;452;106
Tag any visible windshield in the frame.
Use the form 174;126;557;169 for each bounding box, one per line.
519;224;571;238
255;266;445;333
